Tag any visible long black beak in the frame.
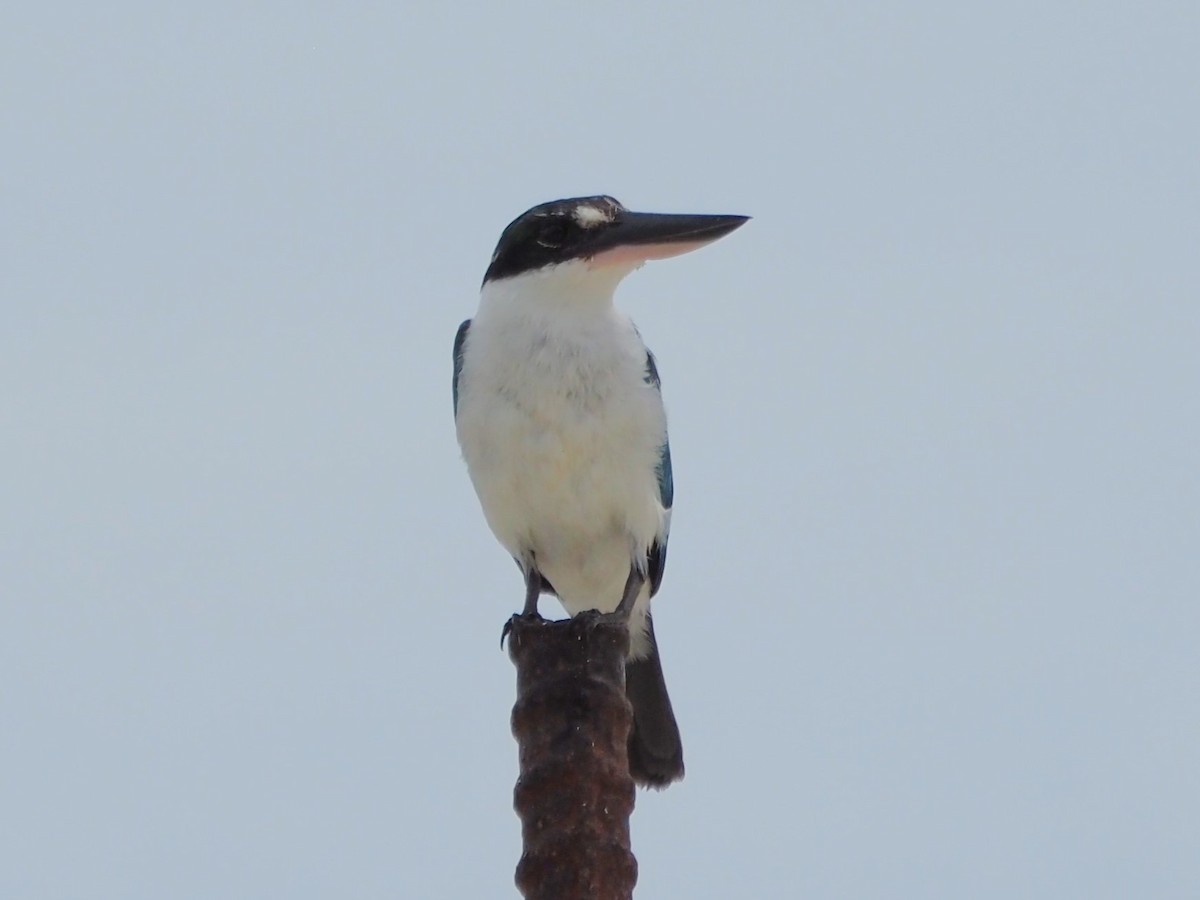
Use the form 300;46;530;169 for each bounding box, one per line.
586;211;750;264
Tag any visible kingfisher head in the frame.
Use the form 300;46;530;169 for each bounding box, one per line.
482;195;748;288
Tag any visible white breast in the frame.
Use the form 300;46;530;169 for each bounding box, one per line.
455;270;668;644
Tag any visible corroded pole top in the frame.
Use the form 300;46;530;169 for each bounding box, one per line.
507;613;638;900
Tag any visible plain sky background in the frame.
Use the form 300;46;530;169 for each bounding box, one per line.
3;3;1197;898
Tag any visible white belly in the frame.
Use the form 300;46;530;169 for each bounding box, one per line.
456;303;668;652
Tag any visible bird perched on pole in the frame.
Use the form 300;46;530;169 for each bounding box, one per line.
453;195;748;788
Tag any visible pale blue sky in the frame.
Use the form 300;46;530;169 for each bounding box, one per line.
3;3;1198;897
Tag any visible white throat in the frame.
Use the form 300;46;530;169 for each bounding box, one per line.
479;258;642;316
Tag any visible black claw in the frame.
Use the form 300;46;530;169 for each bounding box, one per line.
501;611;545;649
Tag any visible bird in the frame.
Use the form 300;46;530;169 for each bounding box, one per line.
453;195;748;787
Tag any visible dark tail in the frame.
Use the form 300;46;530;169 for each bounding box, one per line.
625;616;684;788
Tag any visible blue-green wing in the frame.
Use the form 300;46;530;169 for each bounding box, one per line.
452;319;471;417
644;350;672;596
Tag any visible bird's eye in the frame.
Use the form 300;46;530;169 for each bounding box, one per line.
536;218;570;248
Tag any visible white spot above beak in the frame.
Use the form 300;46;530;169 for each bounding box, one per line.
573;204;614;229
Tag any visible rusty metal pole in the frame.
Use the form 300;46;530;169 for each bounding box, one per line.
507;612;638;900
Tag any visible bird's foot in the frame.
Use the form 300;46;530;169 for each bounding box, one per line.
565;608;633;639
501;611;544;649
565;609;635;657
577;607;632;628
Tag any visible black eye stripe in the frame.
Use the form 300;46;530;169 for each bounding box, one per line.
535;218;571;248
483;196;630;284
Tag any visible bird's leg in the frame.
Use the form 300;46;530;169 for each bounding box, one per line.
521;567;542;618
502;565;545;649
613;566;645;621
